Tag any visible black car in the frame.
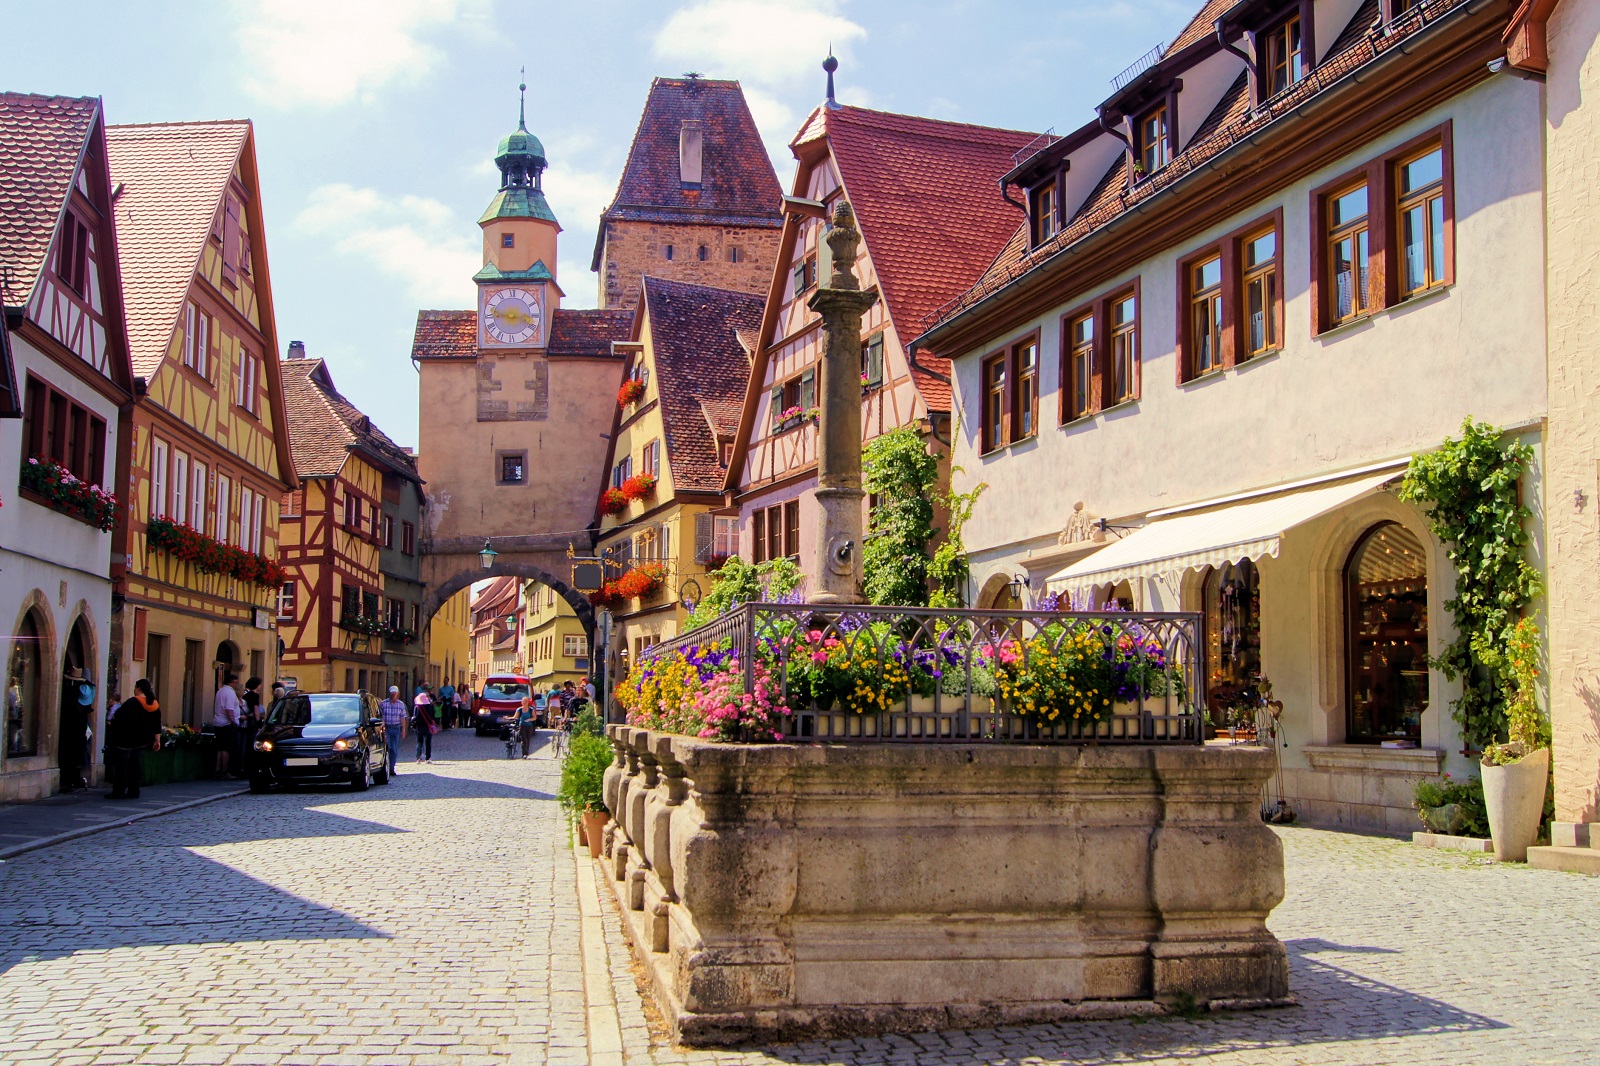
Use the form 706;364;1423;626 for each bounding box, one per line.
250;691;390;792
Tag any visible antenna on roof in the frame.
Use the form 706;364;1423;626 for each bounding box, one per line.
518;67;527;130
823;49;840;110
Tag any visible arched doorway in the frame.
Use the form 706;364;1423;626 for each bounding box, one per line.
214;640;240;696
6;608;47;760
59;618;94;791
978;573;1021;611
1344;522;1429;743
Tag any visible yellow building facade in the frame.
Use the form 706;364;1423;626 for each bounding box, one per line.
522;582;588;691
427;587;471;691
108;120;297;725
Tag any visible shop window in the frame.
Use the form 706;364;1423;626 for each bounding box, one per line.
5;608;44;757
1204;561;1261;724
1345;522;1429;743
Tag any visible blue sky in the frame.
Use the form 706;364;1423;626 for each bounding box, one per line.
9;0;1201;447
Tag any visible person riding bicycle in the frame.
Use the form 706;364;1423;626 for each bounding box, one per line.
514;694;538;759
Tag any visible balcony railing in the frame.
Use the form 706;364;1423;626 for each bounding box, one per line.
636;602;1204;744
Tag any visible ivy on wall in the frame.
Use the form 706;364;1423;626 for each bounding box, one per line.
862;427;938;606
1397;418;1541;750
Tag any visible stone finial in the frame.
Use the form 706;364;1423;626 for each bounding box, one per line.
825;200;863;291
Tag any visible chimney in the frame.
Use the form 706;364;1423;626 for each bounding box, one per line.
679;120;703;188
287;340;306;360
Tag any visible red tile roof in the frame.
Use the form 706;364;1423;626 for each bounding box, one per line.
411;307;631;360
1167;0;1236;54
548;308;633;357
411;310;476;360
592;77;782;269
821;106;1039;409
280;357;419;482
640;276;761;493
105;121;249;377
0;94;98;307
926;0;1410;336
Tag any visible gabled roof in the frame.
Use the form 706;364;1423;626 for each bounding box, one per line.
0;94;98;307
104;121;249;376
590;77;783;270
471;575;519;624
637;276;761;493
280;357;420;483
411;307;632;361
793;105;1039;409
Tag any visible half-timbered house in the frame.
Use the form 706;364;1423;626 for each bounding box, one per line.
0;94;136;800
106;120;297;726
918;0;1550;834
277;350;421;695
723;103;1036;587
596;276;759;673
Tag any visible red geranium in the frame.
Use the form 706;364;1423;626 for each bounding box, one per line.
617;379;645;407
620;472;657;502
600;487;628;516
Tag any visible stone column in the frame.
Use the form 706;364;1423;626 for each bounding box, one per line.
806;200;878;604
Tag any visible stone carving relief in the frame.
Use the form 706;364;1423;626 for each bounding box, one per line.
1059;501;1106;546
476;356;549;422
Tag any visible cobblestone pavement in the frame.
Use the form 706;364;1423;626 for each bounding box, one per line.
5;729;1599;1066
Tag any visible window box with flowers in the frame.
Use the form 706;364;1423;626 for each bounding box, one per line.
615;563;668;601
600;487;629;517
621;472;657;502
21;457;118;531
384;626;419;646
146;516;287;588
339;611;385;637
772;406;819;434
618;379;645;408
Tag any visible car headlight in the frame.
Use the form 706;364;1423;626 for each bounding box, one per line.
477;708;489;715
254;739;273;752
332;738;350;751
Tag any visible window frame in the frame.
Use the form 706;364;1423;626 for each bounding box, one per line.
980;350;1009;454
1012;335;1040;441
497;449;528;485
1240;224;1282;358
751;509;767;563
1311;124;1453;335
190;460;207;532
783;499;800;560
1030;177;1060;247
56;210;90;296
1395;144;1448;298
402;521;416;555
277;581;296;621
861;332;885;389
978;330;1042;453
792;253;818;299
1252;4;1316;102
1134;101;1173;177
1176;210;1283;382
766;504;783;563
151;437;169;519
20;373;108;486
1061;305;1096;423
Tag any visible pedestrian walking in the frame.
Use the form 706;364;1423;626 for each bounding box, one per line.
455;686;471;728
378;686;408;777
439;680;456;729
108;680;162;799
211;673;243;778
413;686;437;763
515;694;537;758
240;677;263;774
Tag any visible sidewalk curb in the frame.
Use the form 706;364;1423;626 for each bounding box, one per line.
574;834;626;1066
0;786;249;861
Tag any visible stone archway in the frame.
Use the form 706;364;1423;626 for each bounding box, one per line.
421;558;595;641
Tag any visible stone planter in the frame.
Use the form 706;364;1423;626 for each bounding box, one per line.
1483;746;1549;862
597;725;1289;1045
142;747;175;785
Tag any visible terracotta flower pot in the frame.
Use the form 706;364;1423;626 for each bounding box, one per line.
1483;746;1549;862
581;809;611;860
575;817;588;849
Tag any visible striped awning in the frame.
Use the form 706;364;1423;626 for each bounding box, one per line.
1046;471;1401;591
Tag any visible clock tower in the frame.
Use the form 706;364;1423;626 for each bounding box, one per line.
476;79;561;350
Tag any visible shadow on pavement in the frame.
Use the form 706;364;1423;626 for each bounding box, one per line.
755;937;1506;1064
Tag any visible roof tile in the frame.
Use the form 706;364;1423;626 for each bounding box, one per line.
411;307;631;361
281;357;419;482
106;121;250;377
0;94;97;306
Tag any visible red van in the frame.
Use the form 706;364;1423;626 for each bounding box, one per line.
474;674;532;735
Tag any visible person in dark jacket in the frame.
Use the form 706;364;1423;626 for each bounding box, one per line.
108;679;162;799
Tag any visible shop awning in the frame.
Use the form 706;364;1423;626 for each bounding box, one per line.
1046;470;1401;591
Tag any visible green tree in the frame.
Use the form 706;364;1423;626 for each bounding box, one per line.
1397;418;1540;749
861;427;939;605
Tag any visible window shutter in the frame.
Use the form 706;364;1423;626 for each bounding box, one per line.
769;385;782;421
222;195;241;285
799;368;815;411
695;513;713;563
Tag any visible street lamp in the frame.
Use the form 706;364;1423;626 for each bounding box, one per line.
479;540;498;570
1008;573;1030;607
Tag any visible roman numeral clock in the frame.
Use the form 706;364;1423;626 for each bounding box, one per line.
480;285;545;347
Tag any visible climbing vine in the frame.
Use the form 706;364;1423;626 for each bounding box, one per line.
1397;418;1541;750
682;556;802;631
861;427;939;606
929;475;986;609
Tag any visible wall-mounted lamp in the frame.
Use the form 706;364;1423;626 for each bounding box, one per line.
1008;573;1031;605
479;540;498;570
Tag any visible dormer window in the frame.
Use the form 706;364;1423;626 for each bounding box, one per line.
1263;14;1305;96
1030;180;1059;246
1136;105;1170;176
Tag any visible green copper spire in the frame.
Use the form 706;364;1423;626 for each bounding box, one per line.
483;71;557;225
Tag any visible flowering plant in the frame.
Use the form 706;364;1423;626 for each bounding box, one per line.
695;659;785;742
384;627;418;645
599;487;628;516
614;563;667;600
980;621;1173;726
773;404;804;427
617;378;645;407
159;724;210;748
620;472;657;502
146;516;286;589
589;582;622;607
339;611;384;636
22;457;117;531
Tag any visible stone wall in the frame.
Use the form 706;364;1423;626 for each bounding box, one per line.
597;220;780;310
596;726;1290;1045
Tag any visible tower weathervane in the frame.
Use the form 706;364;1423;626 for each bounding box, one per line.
823;49;840;110
518;67;527;130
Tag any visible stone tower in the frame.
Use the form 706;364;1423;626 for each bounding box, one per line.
591;76;784;310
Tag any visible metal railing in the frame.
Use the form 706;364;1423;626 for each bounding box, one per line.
638;602;1204;744
1111;45;1166;93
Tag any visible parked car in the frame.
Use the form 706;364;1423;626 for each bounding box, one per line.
474;674;531;735
250;691;390;792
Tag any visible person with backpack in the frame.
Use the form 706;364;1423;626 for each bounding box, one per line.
412;685;437;763
108;680;162;800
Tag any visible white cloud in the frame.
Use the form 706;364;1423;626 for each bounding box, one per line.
652;0;866;90
294;183;479;307
234;0;490;108
543;162;619;309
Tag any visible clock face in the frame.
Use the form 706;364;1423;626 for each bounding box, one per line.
482;286;543;346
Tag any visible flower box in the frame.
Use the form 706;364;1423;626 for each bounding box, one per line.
600;488;629;517
20;457;117;531
146;516;286;588
620;472;657;502
618;379;645;408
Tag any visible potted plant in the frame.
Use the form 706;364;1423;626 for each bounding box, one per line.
617;378;645;408
559;732;613;859
1413;772;1489;838
1479;618;1549;861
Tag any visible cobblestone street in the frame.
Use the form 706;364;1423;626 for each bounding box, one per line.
3;729;1598;1065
